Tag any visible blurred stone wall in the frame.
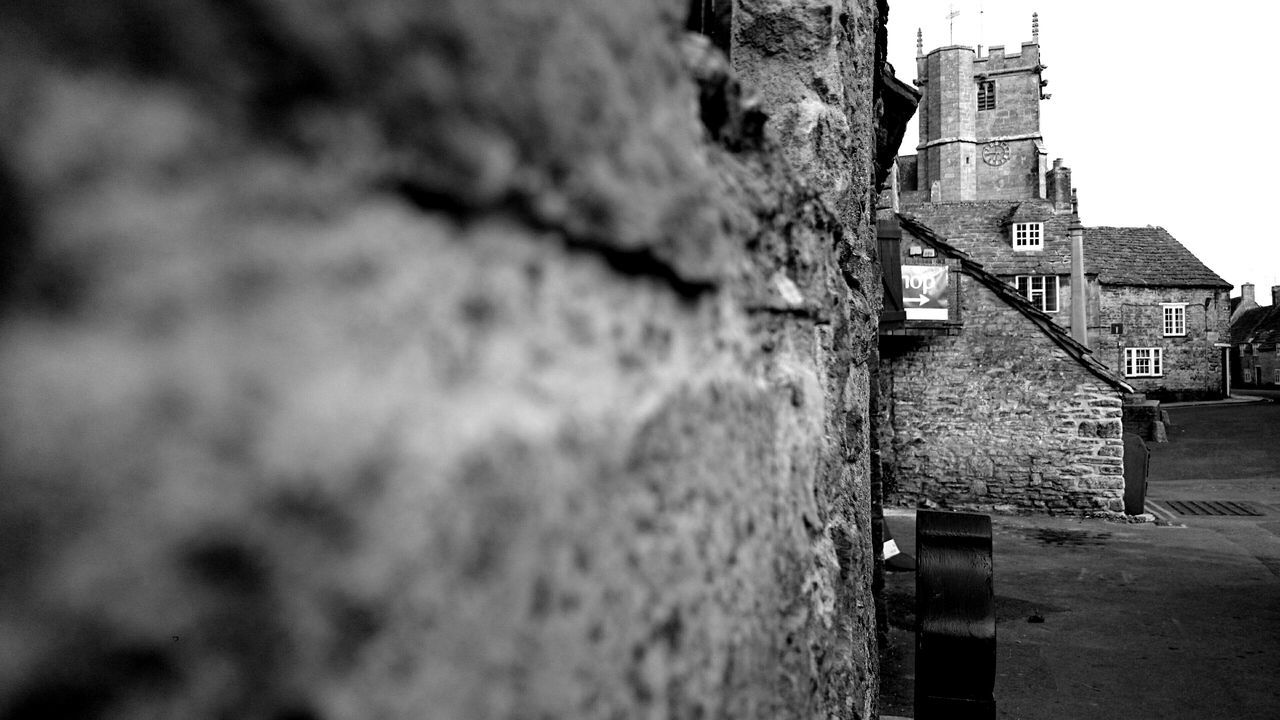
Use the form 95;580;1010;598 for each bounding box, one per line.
0;1;890;718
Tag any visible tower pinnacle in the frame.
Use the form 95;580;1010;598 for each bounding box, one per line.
1032;12;1039;43
917;28;923;56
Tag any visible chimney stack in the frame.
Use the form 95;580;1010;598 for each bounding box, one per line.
1272;285;1280;306
1242;283;1255;304
1046;159;1072;209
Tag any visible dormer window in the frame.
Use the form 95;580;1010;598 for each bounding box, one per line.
1012;222;1043;251
977;80;996;111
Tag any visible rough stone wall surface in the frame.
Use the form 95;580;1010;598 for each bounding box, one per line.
0;2;887;719
1099;285;1227;396
882;277;1125;514
732;3;889;715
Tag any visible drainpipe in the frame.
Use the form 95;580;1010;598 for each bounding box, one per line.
1069;214;1087;348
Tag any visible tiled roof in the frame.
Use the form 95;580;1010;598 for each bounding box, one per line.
1229;304;1280;346
900;203;1231;290
897;215;1134;393
1002;201;1051;225
1083;226;1230;288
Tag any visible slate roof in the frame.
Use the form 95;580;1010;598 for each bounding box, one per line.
1229;304;1280;347
1083;226;1230;288
897;215;1134;393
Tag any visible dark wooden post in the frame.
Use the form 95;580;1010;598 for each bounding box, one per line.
915;510;996;719
878;217;906;327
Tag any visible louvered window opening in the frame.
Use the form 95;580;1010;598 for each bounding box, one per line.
977;80;995;111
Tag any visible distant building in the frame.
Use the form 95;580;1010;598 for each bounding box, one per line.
876;15;1239;515
893;17;1230;400
1229;284;1280;387
1083;227;1231;398
878;215;1132;514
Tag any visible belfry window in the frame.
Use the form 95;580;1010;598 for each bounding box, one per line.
977;80;996;111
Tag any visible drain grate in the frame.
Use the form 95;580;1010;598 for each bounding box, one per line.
1163;500;1263;517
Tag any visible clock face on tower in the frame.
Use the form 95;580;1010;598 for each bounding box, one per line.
982;141;1011;166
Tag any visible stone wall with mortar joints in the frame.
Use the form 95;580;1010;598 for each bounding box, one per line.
0;1;890;718
975;137;1041;200
974;71;1041;140
976;43;1041;73
1098;285;1228;395
900;201;1104;337
881;274;1125;513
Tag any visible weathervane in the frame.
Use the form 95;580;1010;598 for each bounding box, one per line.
947;4;961;44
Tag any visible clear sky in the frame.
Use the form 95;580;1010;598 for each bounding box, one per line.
886;1;1280;304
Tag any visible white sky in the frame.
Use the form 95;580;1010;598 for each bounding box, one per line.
887;1;1280;304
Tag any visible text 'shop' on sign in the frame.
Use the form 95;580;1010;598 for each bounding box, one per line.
901;265;949;320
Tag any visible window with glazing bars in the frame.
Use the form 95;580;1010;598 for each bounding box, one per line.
1015;275;1059;313
1124;347;1163;377
1012;222;1043;250
1162;304;1186;336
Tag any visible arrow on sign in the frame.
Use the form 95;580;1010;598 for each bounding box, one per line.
903;296;932;305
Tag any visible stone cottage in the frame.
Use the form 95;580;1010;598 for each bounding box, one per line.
878;214;1132;513
1229;284;1280;387
0;1;913;718
894;18;1231;400
1082;226;1232;399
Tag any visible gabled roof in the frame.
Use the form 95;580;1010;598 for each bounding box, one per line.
1229;304;1280;347
1084;226;1231;288
898;214;1134;394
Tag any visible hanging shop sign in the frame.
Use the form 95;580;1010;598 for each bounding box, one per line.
901;265;950;320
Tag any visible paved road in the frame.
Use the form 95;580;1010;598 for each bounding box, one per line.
1234;388;1280;401
1149;399;1280;483
881;398;1280;720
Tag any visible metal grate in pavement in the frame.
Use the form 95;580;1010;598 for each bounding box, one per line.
1163;500;1263;517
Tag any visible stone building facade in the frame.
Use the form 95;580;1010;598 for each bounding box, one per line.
0;2;909;719
879;218;1129;514
1230;284;1280;387
894;19;1231;400
1083;227;1232;399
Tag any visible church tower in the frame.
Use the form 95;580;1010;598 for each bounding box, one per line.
912;14;1050;202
